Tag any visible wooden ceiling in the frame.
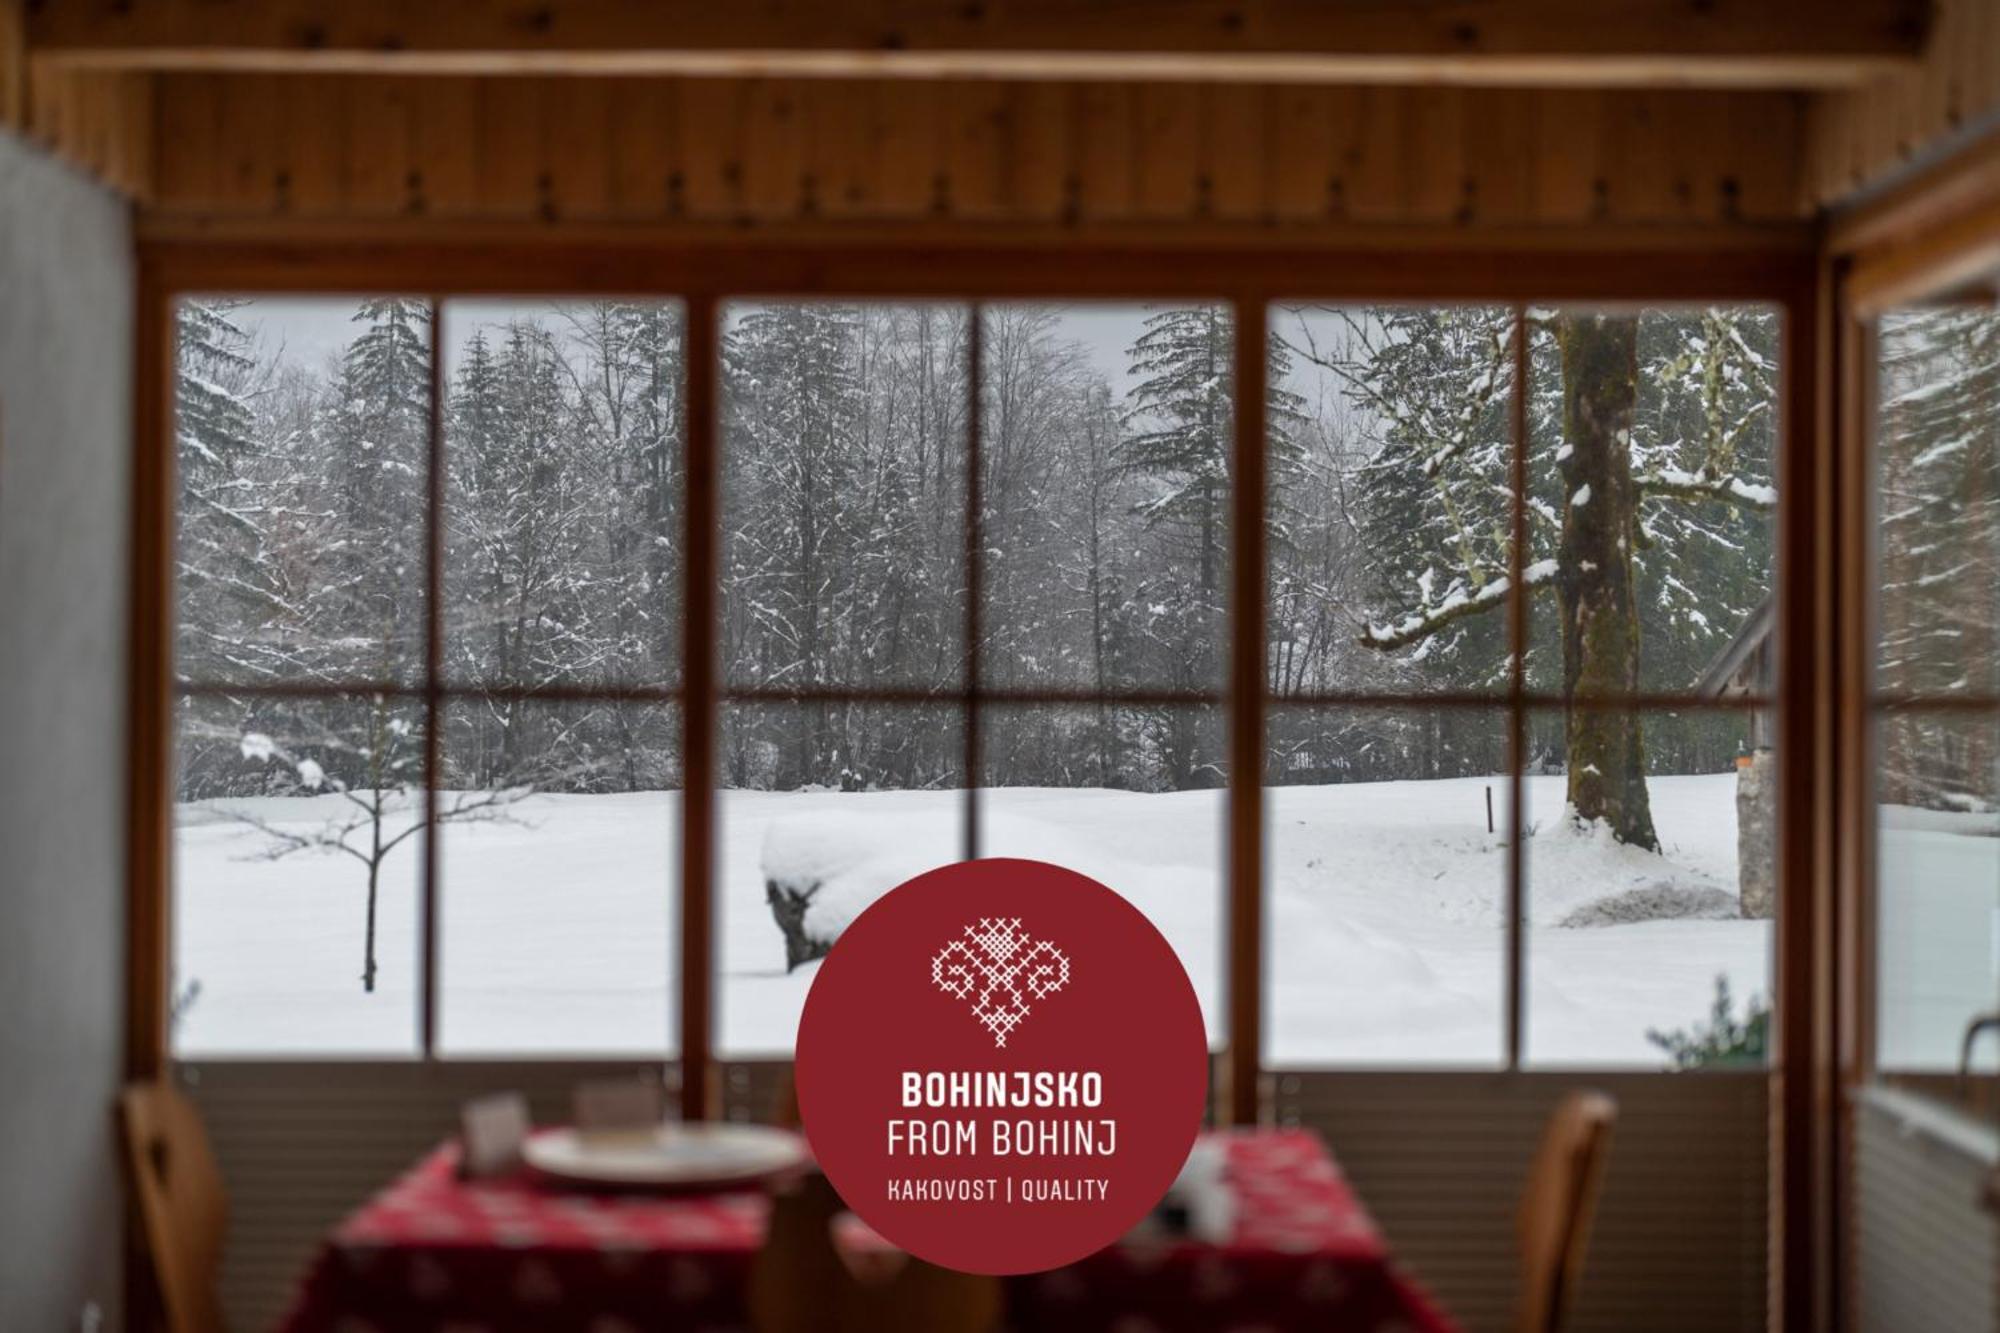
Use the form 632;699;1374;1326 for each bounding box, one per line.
20;0;1930;87
3;0;1994;234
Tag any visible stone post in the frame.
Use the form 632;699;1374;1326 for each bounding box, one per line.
1737;746;1777;918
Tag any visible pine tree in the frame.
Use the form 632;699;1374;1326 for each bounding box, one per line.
724;304;867;786
1338;306;1517;693
323;297;432;678
173;299;270;683
1875;306;2000;812
1118;307;1307;786
176;300;258;472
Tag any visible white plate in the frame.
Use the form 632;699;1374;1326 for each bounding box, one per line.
522;1123;808;1190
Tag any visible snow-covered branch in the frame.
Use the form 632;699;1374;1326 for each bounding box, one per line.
1358;558;1558;651
1636;467;1777;511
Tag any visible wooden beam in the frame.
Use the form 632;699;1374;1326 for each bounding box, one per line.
0;0;24;131
28;0;1930;89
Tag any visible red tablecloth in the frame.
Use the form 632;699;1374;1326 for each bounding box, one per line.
277;1128;1458;1333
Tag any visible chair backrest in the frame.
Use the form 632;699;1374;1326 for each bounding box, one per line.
749;1170;999;1333
120;1080;228;1333
1515;1090;1617;1333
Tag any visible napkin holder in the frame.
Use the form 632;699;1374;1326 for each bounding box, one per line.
459;1091;531;1179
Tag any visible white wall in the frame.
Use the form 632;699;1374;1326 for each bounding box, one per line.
0;132;133;1332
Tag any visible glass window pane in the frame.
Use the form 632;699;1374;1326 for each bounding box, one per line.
977;703;1225;1046
173;693;423;1056
1524;705;1774;1067
1876;708;2000;1071
1264;707;1507;1066
442;299;686;689
716;702;964;1056
1266;304;1517;697
1526;307;1779;699
981;303;1231;693
721;302;969;694
437;700;678;1056
1875;306;2000;698
174;297;432;687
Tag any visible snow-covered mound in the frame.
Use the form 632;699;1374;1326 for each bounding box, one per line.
760;809;1137;968
760;810;959;968
762;776;1747;970
1524;813;1739;927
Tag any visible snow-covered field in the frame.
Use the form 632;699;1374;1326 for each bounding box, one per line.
169;772;1991;1068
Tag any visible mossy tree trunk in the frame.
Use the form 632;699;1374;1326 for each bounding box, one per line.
1554;313;1660;852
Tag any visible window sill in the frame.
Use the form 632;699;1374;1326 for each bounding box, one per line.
1855;1082;2000;1168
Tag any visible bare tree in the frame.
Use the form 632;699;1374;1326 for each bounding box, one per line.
202;699;527;993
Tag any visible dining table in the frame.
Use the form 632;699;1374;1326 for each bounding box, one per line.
275;1126;1459;1333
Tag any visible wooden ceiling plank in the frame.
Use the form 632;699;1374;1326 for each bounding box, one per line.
803;81;872;221
280;75;349;218
868;80;942;218
674;80;746;222
740;79;805;222
1463;88;1534;227
543;76;614;220
1071;83;1135;223
152;70;220;210
108;72;156;200
340;74;416;217
1202;84;1271;223
1343;86;1409;225
943;79;1009;221
1267;85;1335;224
26;0;1931;88
1002;82;1071;224
1133;83;1202;220
474;77;547;219
213;72;279;213
412;77;480;219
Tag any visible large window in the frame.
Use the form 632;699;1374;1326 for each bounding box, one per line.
167;287;1782;1077
1870;297;2000;1076
1264;304;1778;1069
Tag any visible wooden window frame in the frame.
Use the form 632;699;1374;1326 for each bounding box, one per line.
129;235;1827;1145
1840;238;2000;1116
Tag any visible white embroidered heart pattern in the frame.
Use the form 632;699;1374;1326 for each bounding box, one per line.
930;918;1072;1048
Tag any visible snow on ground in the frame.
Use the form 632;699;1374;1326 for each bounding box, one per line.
1877;803;2000;1070
171;772;1991;1069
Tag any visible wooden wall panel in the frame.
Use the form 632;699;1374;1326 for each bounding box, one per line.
1274;1071;1770;1333
1806;0;2000;209
183;1061;679;1333
107;73;1813;235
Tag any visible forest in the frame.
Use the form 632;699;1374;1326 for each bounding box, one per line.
176;296;1786;832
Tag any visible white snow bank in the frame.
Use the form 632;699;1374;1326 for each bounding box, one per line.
168;774;1806;1068
762;806;1182;946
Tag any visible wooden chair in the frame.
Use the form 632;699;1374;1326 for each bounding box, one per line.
119;1080;228;1333
1514;1090;1617;1333
749;1169;1000;1333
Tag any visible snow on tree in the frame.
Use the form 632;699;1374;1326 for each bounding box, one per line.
1117;306;1306;787
723;303;871;788
1292;306;1776;849
1874;306;2000;813
176;300;258;471
173;298;273;684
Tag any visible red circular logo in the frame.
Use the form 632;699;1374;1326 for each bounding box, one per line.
794;857;1209;1275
